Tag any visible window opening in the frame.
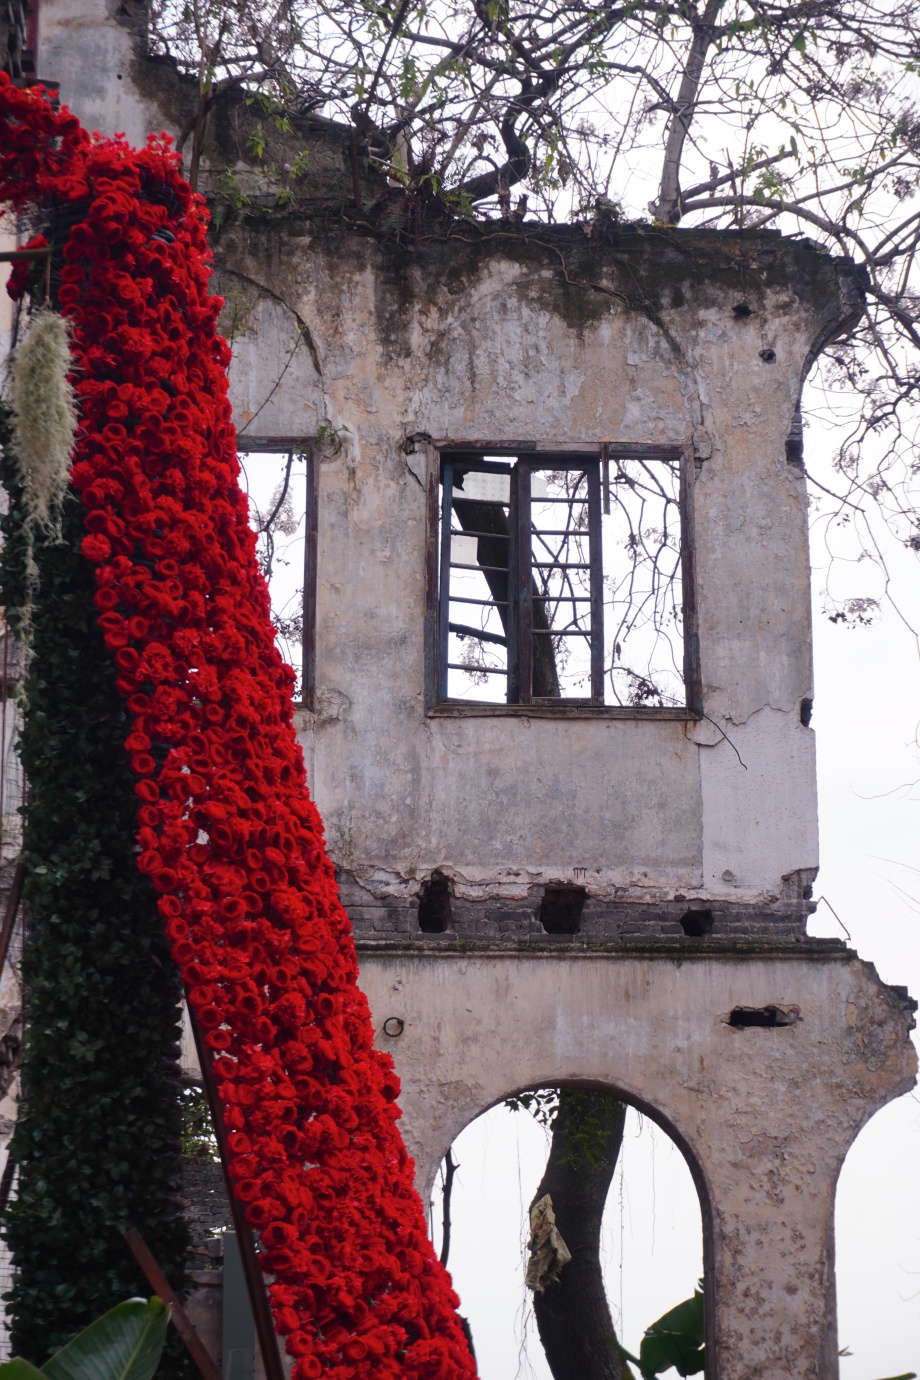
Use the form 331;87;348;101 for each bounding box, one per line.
418;871;452;933
538;885;587;934
438;451;686;707
238;446;315;705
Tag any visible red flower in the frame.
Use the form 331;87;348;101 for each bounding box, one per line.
0;71;476;1380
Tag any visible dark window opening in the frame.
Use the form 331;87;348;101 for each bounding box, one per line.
239;444;317;708
539;885;587;934
437;449;687;708
418;871;452;933
728;1005;800;1029
680;908;714;938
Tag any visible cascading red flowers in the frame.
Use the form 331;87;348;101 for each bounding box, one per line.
0;73;477;1380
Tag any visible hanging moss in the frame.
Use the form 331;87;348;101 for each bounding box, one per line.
0;403;191;1372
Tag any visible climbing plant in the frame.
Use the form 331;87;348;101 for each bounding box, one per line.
0;403;191;1373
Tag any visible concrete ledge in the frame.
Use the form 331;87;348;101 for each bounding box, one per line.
356;934;853;959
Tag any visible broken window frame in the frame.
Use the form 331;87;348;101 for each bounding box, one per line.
236;438;318;711
426;442;699;714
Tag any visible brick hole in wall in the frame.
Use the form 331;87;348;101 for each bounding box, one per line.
418;871;452;933
538;885;587;934
727;1005;801;1028
680;908;714;938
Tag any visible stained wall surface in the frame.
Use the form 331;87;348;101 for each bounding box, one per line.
34;0;865;940
212;224;861;941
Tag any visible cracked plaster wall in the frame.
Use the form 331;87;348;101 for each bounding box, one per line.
212;225;857;924
35;0;862;923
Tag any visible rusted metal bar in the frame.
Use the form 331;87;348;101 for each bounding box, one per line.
587;459;605;704
448;623;506;646
424;441;440;710
515;462;533;705
123;1226;221;1380
187;1007;286;1380
531;561;590;570
437;459;454;702
0;860;25;980
449;561;509;574
449;595;509;607
446;662;507;676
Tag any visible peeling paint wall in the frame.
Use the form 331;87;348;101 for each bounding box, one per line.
34;0;864;937
210;224;859;937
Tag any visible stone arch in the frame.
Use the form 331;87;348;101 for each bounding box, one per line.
424;1073;715;1271
359;940;916;1378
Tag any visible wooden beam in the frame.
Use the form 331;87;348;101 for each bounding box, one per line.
0;860;24;980
187;1006;286;1380
123;1226;222;1380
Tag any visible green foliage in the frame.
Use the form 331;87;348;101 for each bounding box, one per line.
617;1285;705;1379
504;1087;625;1170
0;406;190;1375
1;1298;169;1380
179;1085;218;1164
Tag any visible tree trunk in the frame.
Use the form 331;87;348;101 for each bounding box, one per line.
530;1090;628;1380
453;496;560;699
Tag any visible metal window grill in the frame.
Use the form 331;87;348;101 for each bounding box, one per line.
438;450;687;708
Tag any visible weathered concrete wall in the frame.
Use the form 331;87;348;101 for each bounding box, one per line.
36;0;866;937
359;937;917;1379
215;223;860;936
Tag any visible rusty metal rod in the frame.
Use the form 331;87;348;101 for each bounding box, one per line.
123;1226;221;1380
188;1006;286;1380
0;249;51;261
0;860;25;980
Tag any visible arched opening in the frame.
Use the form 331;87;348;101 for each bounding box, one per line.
429;1087;706;1379
833;1097;920;1380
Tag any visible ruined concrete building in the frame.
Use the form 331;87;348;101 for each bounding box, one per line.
1;1;917;1376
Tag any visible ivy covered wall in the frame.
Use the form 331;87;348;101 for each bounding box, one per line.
0;404;190;1371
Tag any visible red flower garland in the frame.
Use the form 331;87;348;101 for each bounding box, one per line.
0;74;476;1380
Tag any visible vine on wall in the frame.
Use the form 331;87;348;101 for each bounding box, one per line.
0;74;475;1380
0;405;191;1372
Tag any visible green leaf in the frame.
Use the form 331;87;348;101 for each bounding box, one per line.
645;1290;705;1345
871;1374;917;1379
0;1358;49;1380
639;1332;705;1379
638;1288;705;1376
42;1298;169;1380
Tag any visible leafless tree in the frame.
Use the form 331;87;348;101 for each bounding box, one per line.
149;0;920;625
